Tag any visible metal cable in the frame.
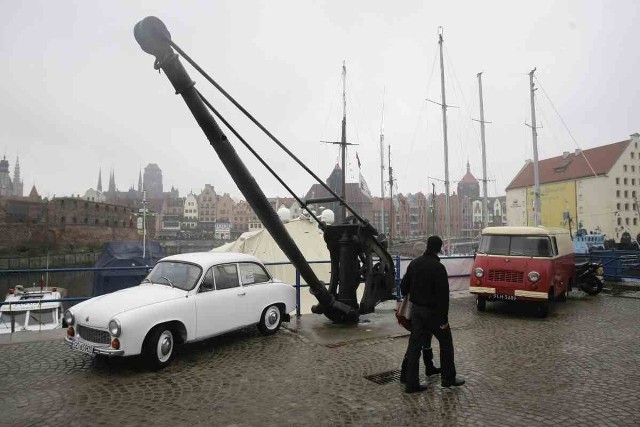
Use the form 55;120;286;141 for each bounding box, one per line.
534;75;598;177
166;39;367;225
195;89;323;226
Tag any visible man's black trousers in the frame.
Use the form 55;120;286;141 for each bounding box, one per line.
404;304;456;387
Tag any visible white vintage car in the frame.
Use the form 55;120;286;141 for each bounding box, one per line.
64;252;296;369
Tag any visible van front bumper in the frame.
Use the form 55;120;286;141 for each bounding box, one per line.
469;286;496;294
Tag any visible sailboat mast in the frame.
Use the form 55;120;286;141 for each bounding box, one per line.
438;28;451;248
529;68;541;226
341;61;347;222
388;145;394;242
380;96;385;234
477;72;489;229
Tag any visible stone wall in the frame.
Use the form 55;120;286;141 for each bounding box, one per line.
0;224;139;251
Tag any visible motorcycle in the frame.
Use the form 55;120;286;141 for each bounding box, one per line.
574;261;605;295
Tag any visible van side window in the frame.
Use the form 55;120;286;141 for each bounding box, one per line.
238;262;271;285
551;237;559;256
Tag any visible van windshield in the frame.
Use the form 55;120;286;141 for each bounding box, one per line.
478;235;554;257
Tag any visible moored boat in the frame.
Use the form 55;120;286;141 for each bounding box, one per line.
0;286;67;334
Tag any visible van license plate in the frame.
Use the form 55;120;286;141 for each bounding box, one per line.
71;340;94;355
493;294;516;301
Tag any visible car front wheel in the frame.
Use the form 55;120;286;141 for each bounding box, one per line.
144;325;174;370
258;304;282;335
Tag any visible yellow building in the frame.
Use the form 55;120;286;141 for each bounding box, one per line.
506;133;640;241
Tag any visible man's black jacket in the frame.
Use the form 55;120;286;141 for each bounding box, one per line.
400;251;450;324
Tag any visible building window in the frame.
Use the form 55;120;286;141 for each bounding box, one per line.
633;166;636;172
626;218;630;225
633;191;637;198
624;178;628;185
616;190;621;198
616;177;620;185
625;203;629;211
635;218;638;226
632;152;636;159
624;165;628;172
60;216;66;223
617;203;621;210
618;217;622;225
625;190;629;198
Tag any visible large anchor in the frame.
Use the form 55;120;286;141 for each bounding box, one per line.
134;17;395;323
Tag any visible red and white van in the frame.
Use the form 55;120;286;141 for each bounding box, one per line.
470;226;575;317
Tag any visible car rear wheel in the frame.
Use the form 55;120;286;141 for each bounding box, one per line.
476;296;487;312
143;325;174;370
258;304;282;335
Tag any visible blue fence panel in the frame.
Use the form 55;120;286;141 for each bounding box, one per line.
589;249;640;281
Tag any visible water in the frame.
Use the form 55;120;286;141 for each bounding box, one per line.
0;270;94;306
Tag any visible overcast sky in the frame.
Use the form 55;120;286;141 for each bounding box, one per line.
1;0;638;201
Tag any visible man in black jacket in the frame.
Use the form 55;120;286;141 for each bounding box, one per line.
400;235;465;393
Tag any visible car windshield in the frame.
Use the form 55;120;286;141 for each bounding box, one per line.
144;261;202;291
27;308;57;326
479;235;554;257
0;312;27;328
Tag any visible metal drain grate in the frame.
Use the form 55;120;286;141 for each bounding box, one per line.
365;369;401;385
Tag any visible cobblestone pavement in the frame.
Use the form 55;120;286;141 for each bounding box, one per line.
1;291;639;426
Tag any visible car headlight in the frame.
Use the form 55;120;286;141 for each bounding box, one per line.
596;267;604;276
474;267;484;278
528;271;540;283
64;310;75;326
108;319;121;337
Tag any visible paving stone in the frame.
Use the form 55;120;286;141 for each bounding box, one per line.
1;292;639;426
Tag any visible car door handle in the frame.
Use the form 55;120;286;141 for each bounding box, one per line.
237;292;246;296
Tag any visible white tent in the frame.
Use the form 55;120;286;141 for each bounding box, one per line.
211;217;331;286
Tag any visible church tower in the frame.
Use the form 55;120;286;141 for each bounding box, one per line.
12;157;23;197
0;156;12;197
108;168;116;193
97;167;103;192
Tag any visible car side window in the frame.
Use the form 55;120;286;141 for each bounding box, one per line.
214;264;239;290
200;268;215;292
238;262;271;286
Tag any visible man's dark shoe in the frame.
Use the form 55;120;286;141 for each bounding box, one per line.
424;366;442;377
441;377;465;387
404;384;428;394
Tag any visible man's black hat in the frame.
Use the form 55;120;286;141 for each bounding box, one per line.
426;235;443;253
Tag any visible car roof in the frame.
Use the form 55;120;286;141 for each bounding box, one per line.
159;252;264;269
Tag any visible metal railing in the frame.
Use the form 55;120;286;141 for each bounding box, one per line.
587;250;640;281
1;256;473;332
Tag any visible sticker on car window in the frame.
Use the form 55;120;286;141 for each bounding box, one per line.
241;270;254;284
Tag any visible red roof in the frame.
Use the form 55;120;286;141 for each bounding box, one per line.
460;171;478;184
506;139;630;190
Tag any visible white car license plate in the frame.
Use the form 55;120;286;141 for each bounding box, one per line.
493;294;516;301
71;340;94;355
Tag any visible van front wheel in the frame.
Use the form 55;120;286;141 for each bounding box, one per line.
476;296;487;312
536;302;549;318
